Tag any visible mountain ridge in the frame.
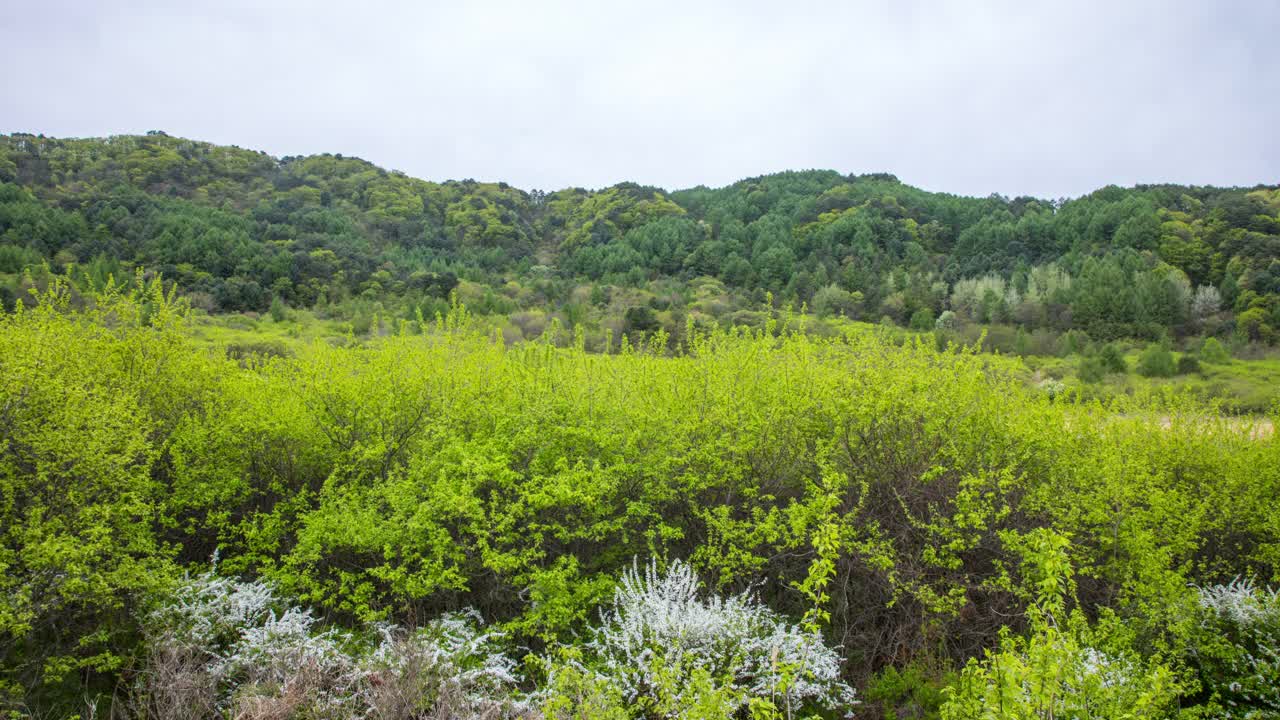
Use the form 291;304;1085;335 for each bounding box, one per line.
2;130;1278;345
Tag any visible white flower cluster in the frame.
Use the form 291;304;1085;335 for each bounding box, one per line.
581;559;856;713
1076;646;1142;691
143;562;863;718
367;610;518;683
1195;578;1280;717
1038;379;1067;399
1198;577;1280;627
232;606;353;684
144;570;528;719
363;610;532;717
150;569;280;649
145;570;359;717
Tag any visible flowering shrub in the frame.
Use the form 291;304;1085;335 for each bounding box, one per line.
1037;378;1066;399
565;559;856;716
138;570;530;719
141;569;358;718
148;568;278;650
1186;579;1280;718
361;610;531;719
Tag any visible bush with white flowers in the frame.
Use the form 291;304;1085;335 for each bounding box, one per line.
1188;578;1280;718
141;570;358;718
361;610;531;719
567;559;856;716
139;569;530;719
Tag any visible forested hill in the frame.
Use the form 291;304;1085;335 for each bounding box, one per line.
2;130;1279;342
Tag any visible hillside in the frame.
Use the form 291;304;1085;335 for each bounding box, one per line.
2;131;1278;347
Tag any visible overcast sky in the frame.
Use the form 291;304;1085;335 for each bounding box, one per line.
2;0;1276;198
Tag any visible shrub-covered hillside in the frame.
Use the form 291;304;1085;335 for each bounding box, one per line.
2;279;1278;717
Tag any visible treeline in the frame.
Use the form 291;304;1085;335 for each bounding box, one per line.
2;131;1278;344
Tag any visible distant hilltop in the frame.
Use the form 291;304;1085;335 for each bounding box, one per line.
1;131;1278;345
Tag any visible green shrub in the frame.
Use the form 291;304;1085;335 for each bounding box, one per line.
1078;356;1106;383
865;662;952;720
940;531;1180;720
349;311;373;335
1137;345;1176;377
223;313;259;330
623;305;659;334
1237;307;1276;343
909;308;936;331
1201;336;1231;364
1177;354;1202;375
0;244;43;274
1062;329;1091;356
812;284;860;319
269;294;287;322
1026;328;1062;357
224;339;293;363
0;278;190;714
1099;342;1128;373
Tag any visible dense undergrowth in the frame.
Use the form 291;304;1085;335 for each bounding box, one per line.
1;277;1278;718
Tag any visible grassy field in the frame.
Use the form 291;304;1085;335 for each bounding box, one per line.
1021;348;1280;415
191;308;1280;420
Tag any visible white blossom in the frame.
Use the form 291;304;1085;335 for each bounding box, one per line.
580;558;857;713
1197;577;1280;626
145;570;529;718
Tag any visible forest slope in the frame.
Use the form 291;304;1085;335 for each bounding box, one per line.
2;131;1278;350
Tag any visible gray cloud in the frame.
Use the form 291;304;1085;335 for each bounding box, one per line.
2;0;1276;198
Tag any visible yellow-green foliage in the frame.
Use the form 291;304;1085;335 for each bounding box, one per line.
2;283;1279;716
941;530;1181;719
0;276;210;707
440;182;533;254
545;184;685;251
